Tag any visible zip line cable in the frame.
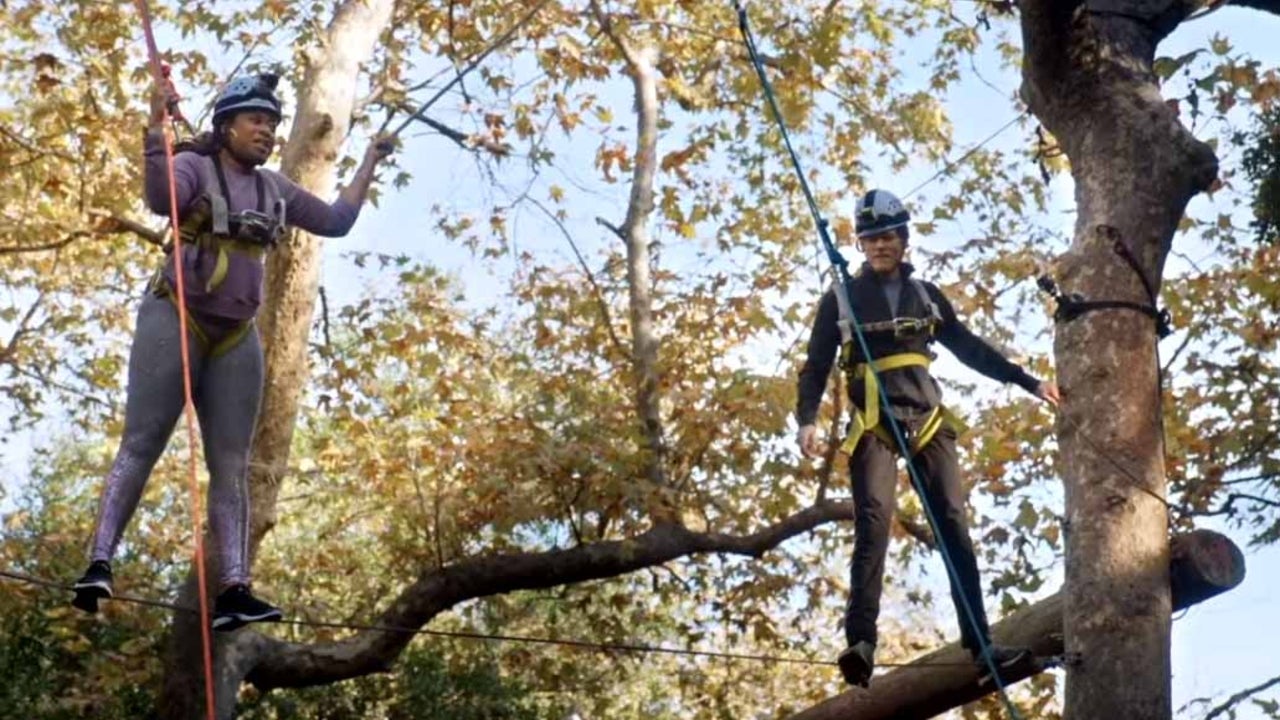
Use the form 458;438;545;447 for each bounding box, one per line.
1;568;1011;671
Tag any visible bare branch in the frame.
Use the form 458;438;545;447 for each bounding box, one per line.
1202;674;1280;720
86;208;166;246
399;109;511;156
0;292;47;365
1190;492;1280;517
595;216;625;240
0;230;90;255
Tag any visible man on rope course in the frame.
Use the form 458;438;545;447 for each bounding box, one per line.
72;72;395;631
795;189;1062;687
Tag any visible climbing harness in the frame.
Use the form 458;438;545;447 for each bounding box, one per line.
132;1;218;718
150;153;286;357
833;276;966;457
733;2;1027;713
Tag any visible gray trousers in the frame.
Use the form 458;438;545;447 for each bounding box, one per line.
88;292;262;587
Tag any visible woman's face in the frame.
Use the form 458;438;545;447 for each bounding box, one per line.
222;110;279;166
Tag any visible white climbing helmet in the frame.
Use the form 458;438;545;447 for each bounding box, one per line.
854;189;910;238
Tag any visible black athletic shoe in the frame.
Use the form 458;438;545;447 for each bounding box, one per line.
212;584;282;632
72;560;114;614
837;640;876;687
974;644;1033;684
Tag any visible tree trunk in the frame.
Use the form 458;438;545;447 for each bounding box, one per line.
1017;3;1219;718
787;531;1245;720
157;2;395;718
589;1;669;498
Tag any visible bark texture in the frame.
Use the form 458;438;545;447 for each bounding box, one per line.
1019;2;1223;718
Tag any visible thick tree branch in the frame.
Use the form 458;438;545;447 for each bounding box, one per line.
247;499;852;689
788;531;1245;720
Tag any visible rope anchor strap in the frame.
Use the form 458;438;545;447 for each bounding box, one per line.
1037;226;1173;339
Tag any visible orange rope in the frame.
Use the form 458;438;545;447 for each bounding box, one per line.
132;2;217;718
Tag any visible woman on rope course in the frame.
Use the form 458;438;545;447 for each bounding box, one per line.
795;189;1062;687
72;72;395;631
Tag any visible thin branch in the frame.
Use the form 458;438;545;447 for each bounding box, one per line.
0;291;47;365
0;230;90;255
395;107;511;156
0;124;77;162
1217;472;1280;486
318;286;332;349
595;216;624;240
1190;492;1280;517
1161;326;1195;373
527;197;629;362
86;208;166;246
1203;674;1280;720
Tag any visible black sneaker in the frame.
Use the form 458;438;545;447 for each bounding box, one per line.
72;560;114;614
974;644;1032;684
837;640;876;687
212;584;282;632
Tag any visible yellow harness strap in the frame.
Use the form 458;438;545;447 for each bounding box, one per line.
838;352;966;456
149;271;256;359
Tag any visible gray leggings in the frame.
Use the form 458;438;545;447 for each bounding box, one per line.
88;292;262;588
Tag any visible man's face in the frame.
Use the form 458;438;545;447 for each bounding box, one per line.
859;230;906;274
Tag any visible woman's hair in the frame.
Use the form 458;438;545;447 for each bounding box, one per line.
173;125;223;156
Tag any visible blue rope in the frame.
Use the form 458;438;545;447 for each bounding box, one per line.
733;3;1026;716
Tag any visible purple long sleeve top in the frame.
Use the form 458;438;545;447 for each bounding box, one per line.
143;129;360;236
142;129;361;326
